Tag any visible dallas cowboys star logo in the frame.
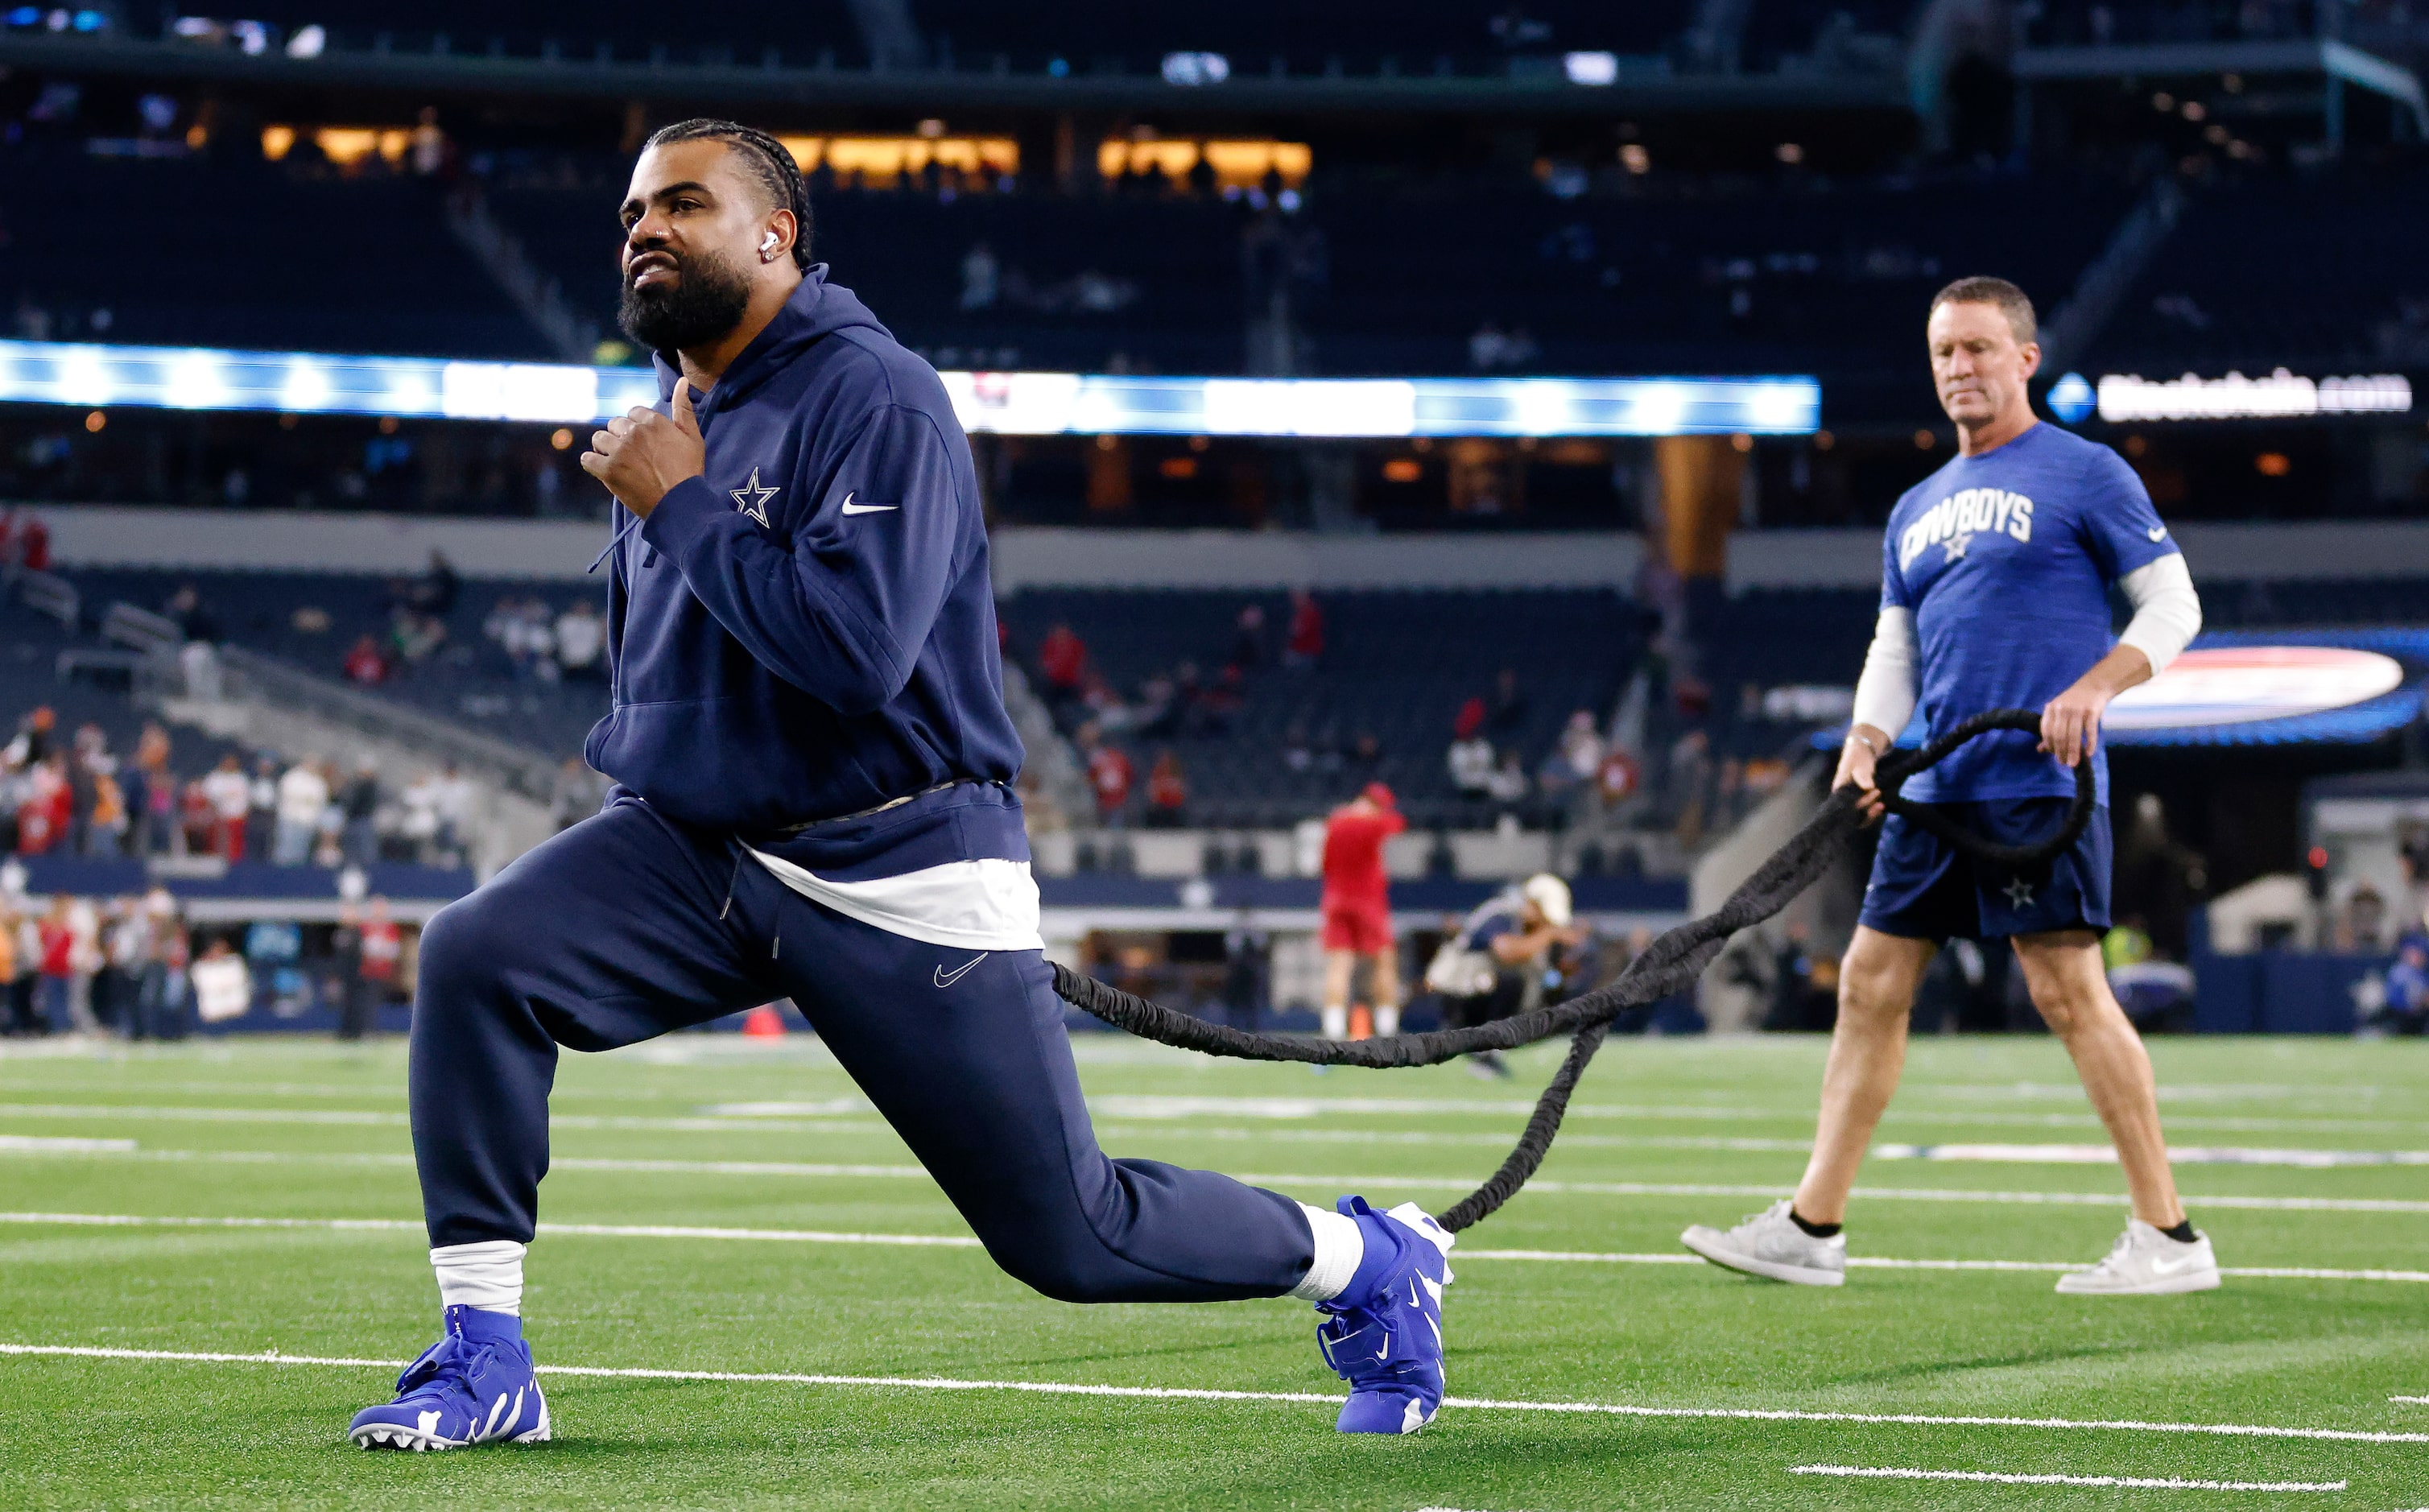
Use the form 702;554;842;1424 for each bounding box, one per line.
2003;875;2036;910
1943;531;1974;562
729;467;780;526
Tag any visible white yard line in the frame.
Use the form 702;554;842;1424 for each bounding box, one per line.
3;1341;2422;1444
8;1142;2429;1213
1876;1143;2429;1168
2392;1396;2429;1405
1789;1464;2346;1491
0;1135;135;1151
10;1212;2426;1284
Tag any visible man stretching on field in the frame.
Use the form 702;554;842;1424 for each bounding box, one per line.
1683;277;2216;1296
346;120;1453;1451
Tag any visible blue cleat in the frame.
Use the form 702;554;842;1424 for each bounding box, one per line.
348;1305;551;1451
1314;1196;1456;1435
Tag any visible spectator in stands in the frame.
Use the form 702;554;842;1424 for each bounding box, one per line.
404;550;461;618
5;706;55;769
2340;882;2390;952
129;887;188;1041
399;770;442;861
163;583;219;642
556;599;605;681
337;758;382;865
274;756;329;867
131;722;173;857
432;762;474;862
200;754;251;861
1556;709;1605;784
959;242;999;311
17;754;70;855
1283;589;1324;670
360;896;400;999
388;607;448;667
1144;750;1188;828
246;755;280;860
0;506;51;572
188;935;252;1027
33;894;76;1035
179;777;215;856
0;899;17;1034
1349;732;1385;775
84;763;126;859
343;634;389;685
1037;622;1089;708
1448;698;1494;799
1080;726;1134;826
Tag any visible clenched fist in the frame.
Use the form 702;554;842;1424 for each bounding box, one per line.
580;381;705;518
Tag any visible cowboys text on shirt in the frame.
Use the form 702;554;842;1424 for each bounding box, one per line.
1897;487;2034;572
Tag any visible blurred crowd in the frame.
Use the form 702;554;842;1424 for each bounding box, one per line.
2;704;477;870
0;883;405;1039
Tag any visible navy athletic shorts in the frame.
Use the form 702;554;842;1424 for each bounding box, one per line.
1857;796;2111;942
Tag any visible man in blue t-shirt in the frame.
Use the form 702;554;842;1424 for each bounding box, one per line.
1683;277;2215;1297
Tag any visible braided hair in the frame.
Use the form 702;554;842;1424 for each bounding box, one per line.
642;118;814;269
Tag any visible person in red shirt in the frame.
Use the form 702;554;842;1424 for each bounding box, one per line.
1086;738;1134;825
1319;782;1407;1039
1036;622;1088;703
1144;750;1188;827
1284;589;1324;670
36;894;76;1033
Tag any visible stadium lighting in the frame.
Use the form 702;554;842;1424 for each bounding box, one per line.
1563;52;1619;86
1160;52;1230;85
0;339;1819;437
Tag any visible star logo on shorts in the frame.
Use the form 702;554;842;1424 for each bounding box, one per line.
730;468;780;526
2003;875;2036;910
1943;531;1974;562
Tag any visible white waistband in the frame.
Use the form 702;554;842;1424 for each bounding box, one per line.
745;850;1044;952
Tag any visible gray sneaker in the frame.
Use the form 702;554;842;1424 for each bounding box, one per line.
1680;1199;1846;1287
2054;1220;2221;1296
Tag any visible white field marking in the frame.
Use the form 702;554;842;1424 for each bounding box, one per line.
1789;1465;2347;1492
1875;1142;2429;1168
2393;1395;2429;1404
12;1213;2426;1286
0;1101;882;1134
7;1143;2429;1214
13;1097;2425;1140
0;1212;986;1246
0;1135;136;1152
5;1341;2425;1444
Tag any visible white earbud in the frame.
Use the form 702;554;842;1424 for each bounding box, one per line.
760;230;779;256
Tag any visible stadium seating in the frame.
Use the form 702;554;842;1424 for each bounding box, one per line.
2091;166;2429;377
913;0;1698;74
998;587;1639;828
1299;172;2138;382
0;143;543;359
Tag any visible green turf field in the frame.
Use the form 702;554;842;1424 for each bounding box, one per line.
2;1031;2424;1510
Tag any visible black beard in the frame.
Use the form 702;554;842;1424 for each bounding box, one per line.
618;248;753;353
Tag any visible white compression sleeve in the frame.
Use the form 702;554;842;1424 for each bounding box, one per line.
2117;552;2202;676
1288;1201;1365;1301
1849;606;1917;740
432;1240;526;1315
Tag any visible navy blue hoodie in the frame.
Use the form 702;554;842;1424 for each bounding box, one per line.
586;268;1025;834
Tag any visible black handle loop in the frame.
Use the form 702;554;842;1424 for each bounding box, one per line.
1048;705;2090;1230
1871;708;2096;870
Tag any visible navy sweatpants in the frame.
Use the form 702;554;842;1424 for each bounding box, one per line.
409;796;1315;1303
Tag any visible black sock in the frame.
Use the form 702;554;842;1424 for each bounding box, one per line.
2158;1219;2199;1245
1788;1208;1842;1240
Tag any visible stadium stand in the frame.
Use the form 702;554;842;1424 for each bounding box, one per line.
2089;165;2429;377
0;143;543;359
